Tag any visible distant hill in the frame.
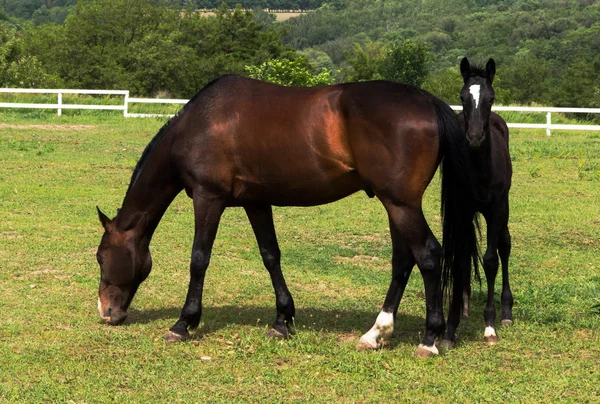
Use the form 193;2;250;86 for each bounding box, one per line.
0;0;326;25
280;0;600;107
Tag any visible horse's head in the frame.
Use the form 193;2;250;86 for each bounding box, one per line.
460;57;496;149
96;207;152;325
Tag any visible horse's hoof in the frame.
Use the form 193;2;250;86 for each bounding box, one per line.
439;339;456;351
266;328;288;339
415;343;439;358
501;319;514;326
484;335;499;346
164;330;188;343
356;338;380;351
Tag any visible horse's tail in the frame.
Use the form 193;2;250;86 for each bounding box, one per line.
434;99;480;305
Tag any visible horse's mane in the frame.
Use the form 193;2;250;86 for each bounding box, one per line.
124;113;179;198
123;76;233;200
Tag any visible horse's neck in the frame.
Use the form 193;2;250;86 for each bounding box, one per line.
115;137;182;239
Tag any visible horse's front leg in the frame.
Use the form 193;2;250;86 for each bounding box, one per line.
481;208;506;346
165;193;225;342
498;225;514;326
244;204;295;339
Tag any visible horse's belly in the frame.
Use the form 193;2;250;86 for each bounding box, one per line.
231;169;363;207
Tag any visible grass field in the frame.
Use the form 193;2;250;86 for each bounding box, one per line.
0;112;599;402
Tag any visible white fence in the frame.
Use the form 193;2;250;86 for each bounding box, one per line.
1;88;600;136
0;88;187;119
451;105;600;136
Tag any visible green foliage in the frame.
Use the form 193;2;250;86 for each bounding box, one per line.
344;40;385;81
379;40;429;86
281;0;600;107
4;0;300;97
0;25;62;87
423;67;462;104
344;39;429;86
245;57;333;86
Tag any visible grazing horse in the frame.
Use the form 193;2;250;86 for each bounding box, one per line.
441;58;514;348
95;75;479;357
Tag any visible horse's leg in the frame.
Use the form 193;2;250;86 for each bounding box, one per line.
498;225;514;326
481;209;505;346
244;204;295;339
440;271;465;350
165;194;225;342
357;217;415;351
441;269;472;349
361;203;444;357
463;282;471;319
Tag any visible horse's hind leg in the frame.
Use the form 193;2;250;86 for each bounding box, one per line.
245;205;295;339
357;217;415;351
360;203;444;357
498;225;514;326
165;193;225;342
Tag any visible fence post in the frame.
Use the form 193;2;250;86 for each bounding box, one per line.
546;111;551;136
58;92;62;117
124;91;129;117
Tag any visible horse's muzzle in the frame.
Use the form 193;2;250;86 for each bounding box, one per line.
467;132;484;149
98;298;129;325
108;310;129;325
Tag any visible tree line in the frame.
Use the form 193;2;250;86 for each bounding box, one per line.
1;0;599;109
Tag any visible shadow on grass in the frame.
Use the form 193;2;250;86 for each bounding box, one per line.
128;305;429;346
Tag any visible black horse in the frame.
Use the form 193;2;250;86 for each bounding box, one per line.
442;58;514;348
96;76;479;357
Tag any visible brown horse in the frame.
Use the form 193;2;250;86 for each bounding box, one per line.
96;76;479;357
441;58;514;348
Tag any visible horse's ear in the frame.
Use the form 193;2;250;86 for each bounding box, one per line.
460;57;470;81
486;58;496;83
97;206;112;231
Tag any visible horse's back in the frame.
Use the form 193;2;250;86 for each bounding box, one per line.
171;76;442;206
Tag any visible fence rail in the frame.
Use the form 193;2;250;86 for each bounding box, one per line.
1;88;600;135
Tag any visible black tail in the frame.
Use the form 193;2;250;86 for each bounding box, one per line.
434;99;480;308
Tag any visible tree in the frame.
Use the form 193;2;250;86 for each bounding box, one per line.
502;52;551;105
245;57;332;86
344;40;385;82
379;39;430;87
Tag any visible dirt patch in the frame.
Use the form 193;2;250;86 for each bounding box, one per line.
0;124;96;131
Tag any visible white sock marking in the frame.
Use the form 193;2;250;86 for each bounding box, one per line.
417;343;439;355
484;326;497;337
469;84;481;109
359;311;394;348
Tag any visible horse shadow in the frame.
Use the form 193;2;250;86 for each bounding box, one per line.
127;305;429;347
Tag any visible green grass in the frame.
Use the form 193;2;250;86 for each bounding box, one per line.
1;113;599;402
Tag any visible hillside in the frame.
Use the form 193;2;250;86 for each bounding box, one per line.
281;0;600;106
1;0;598;108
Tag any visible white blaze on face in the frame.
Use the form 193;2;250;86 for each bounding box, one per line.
358;311;394;349
469;84;481;109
